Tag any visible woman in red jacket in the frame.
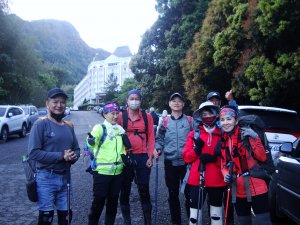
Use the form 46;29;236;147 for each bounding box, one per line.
219;105;272;225
183;101;227;225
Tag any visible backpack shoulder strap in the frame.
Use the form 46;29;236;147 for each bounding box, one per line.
141;110;148;132
163;116;170;127
122;110;128;131
141;110;148;143
186;115;193;130
63;120;73;127
94;124;107;158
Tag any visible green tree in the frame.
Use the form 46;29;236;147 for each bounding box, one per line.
103;73;119;102
131;0;208;111
113;78;139;106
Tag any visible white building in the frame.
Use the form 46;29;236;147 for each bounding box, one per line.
74;46;135;108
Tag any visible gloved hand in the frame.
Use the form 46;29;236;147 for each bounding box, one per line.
224;173;233;184
193;137;205;155
121;154;136;168
158;125;166;135
241;127;258;139
200;153;217;164
87;133;95;145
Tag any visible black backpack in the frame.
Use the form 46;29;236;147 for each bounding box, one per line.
239;114;275;184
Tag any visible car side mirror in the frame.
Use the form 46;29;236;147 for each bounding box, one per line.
279;142;293;154
8;112;13;118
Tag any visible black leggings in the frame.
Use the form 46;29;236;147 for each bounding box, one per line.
119;154;151;205
189;186;226;208
88;173;122;225
234;193;269;216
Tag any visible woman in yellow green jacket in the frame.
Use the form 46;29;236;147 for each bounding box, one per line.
87;102;126;225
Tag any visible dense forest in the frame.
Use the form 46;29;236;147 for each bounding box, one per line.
0;0;299;112
131;0;300;112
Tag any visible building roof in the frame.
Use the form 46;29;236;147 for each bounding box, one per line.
113;46;132;57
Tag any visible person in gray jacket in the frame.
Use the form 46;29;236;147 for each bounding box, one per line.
154;92;193;225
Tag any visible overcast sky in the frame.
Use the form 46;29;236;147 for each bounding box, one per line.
8;0;158;53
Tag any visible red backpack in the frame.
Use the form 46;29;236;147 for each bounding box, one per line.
163;115;193;130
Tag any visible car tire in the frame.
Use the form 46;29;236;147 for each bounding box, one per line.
19;124;27;138
0;126;8;142
27;122;31;132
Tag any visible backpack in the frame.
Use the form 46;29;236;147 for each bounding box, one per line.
122;109;149;142
151;112;159;126
22;155;38;202
239;114;275;184
163;115;193;130
84;124;107;174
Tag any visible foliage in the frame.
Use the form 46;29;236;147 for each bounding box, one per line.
181;0;233;109
181;0;300;112
113;78;139;106
0;8;110;107
245;49;300;110
103;73;119;102
131;0;209;112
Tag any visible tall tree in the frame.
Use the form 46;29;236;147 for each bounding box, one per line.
131;0;208;111
103;73;119;101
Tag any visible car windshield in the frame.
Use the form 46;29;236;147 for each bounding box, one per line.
0;107;6;117
239;109;300;133
21;107;29;115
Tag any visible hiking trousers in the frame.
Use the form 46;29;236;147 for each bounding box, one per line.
88;173;122;225
119;154;152;225
164;160;190;224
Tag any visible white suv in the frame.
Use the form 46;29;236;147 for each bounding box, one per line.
238;105;300;163
0;105;28;142
19;105;39;131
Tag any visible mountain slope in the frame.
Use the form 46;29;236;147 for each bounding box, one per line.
10;15;111;84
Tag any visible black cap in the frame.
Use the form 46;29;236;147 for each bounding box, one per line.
47;88;68;99
169;92;184;101
206;91;221;100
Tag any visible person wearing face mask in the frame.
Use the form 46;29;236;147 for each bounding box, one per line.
86;102;126;225
118;89;155;225
183;101;227;225
218;106;272;225
28;88;80;225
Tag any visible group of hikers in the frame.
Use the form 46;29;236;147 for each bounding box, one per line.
27;87;273;225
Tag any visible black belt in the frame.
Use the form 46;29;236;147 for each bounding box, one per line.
38;168;67;175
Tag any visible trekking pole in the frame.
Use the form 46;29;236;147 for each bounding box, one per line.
154;157;159;225
67;163;71;225
224;161;233;225
196;161;205;225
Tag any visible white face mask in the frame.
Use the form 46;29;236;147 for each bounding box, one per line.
128;100;141;110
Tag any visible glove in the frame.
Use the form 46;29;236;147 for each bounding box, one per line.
200;153;217;164
121;154;136;168
87;133;95;145
224;173;233;184
241;127;258;139
158;125;166;135
193;137;205;155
